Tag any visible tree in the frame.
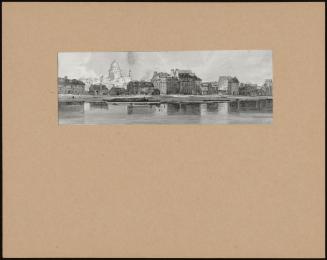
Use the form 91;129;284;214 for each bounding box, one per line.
152;89;160;95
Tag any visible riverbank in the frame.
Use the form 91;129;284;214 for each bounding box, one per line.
58;94;273;103
58;94;104;102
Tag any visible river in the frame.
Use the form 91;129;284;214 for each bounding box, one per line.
58;100;273;125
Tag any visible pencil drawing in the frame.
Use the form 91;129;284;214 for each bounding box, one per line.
58;50;273;124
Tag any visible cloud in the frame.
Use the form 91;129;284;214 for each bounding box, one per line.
58;52;98;78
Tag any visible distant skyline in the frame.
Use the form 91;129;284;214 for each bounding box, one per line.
58;50;272;84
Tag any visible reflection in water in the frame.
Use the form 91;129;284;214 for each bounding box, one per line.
59;100;273;124
109;104;128;114
154;103;168;115
59;101;84;113
127;104;156;115
207;103;219;112
84;101;109;112
200;103;207;116
84;102;90;112
167;103;180;115
228;99;273;112
90;102;109;110
219;102;228;115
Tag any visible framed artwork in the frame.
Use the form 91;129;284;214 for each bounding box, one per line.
2;2;325;258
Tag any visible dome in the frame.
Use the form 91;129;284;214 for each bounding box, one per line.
110;60;120;69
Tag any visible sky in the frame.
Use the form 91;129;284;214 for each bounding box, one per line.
58;50;272;84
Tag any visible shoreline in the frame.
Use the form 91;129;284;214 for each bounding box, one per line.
58;94;273;103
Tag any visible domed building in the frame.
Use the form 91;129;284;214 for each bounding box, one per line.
103;60;132;89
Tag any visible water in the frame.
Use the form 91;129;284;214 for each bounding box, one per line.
58;100;273;125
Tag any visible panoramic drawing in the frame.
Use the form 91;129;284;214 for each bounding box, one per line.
58;51;273;124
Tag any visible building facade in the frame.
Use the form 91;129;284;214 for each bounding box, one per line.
149;69;204;95
238;83;258;96
217;76;240;95
58;77;86;95
200;82;218;95
261;79;273;96
127;81;155;95
200;83;210;95
177;71;202;95
151;72;179;95
210;81;219;94
88;84;109;95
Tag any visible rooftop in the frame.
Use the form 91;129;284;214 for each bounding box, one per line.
58;77;85;86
